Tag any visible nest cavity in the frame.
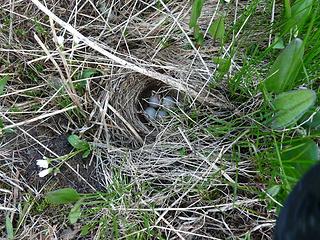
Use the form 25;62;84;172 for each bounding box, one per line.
106;73;182;148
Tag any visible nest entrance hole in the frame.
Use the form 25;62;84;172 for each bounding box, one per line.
137;79;178;125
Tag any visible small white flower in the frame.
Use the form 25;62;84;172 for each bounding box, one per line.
73;36;81;45
53;35;64;46
36;159;49;168
39;168;53;178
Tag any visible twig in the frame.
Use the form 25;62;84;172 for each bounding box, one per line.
2;106;77;130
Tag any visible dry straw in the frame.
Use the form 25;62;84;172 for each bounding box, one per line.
30;0;230;108
0;0;274;239
28;0;233;149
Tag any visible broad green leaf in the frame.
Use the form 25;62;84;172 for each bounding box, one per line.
284;0;313;33
272;89;316;129
208;16;225;42
79;69;100;80
189;0;205;28
82;149;91;158
266;185;281;197
75;69;100;94
272;36;285;49
282;139;319;176
68;134;90;151
292;0;313;22
0;75;9;95
46;188;80;204
69;199;83;224
5;215;14;240
264;38;304;93
299;108;320;132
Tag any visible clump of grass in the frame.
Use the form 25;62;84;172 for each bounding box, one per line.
228;0;320;213
2;0;319;239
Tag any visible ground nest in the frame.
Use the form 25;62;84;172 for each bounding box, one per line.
107;73;188;148
0;0;277;239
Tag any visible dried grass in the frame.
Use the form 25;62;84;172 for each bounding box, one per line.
0;0;275;239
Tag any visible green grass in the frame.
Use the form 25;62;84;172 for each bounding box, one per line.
225;0;320;212
42;170;163;239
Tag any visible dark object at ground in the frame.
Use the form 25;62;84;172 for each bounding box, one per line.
274;162;320;240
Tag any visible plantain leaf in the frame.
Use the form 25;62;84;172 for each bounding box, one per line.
282;138;319;176
299;108;320;132
208;16;225;42
273;36;285;49
264;38;304;93
189;0;205;28
69;199;83;224
267;185;281;197
272;89;316;129
79;69;100;80
75;69;100;94
68;134;90;151
46;188;80;205
82;149;91;158
284;0;313;33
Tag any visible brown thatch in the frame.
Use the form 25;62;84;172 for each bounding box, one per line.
0;0;275;239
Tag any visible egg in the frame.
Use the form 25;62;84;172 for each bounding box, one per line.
144;107;157;120
162;96;176;109
148;95;160;108
157;110;167;119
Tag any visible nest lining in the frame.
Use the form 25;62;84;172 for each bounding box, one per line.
107;73;184;148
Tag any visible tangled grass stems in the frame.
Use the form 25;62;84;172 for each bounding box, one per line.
0;0;293;239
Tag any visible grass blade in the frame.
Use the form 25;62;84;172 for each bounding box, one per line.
189;0;205;28
0;75;9;95
6;215;14;240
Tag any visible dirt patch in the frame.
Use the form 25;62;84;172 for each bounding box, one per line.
7;126;101;193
